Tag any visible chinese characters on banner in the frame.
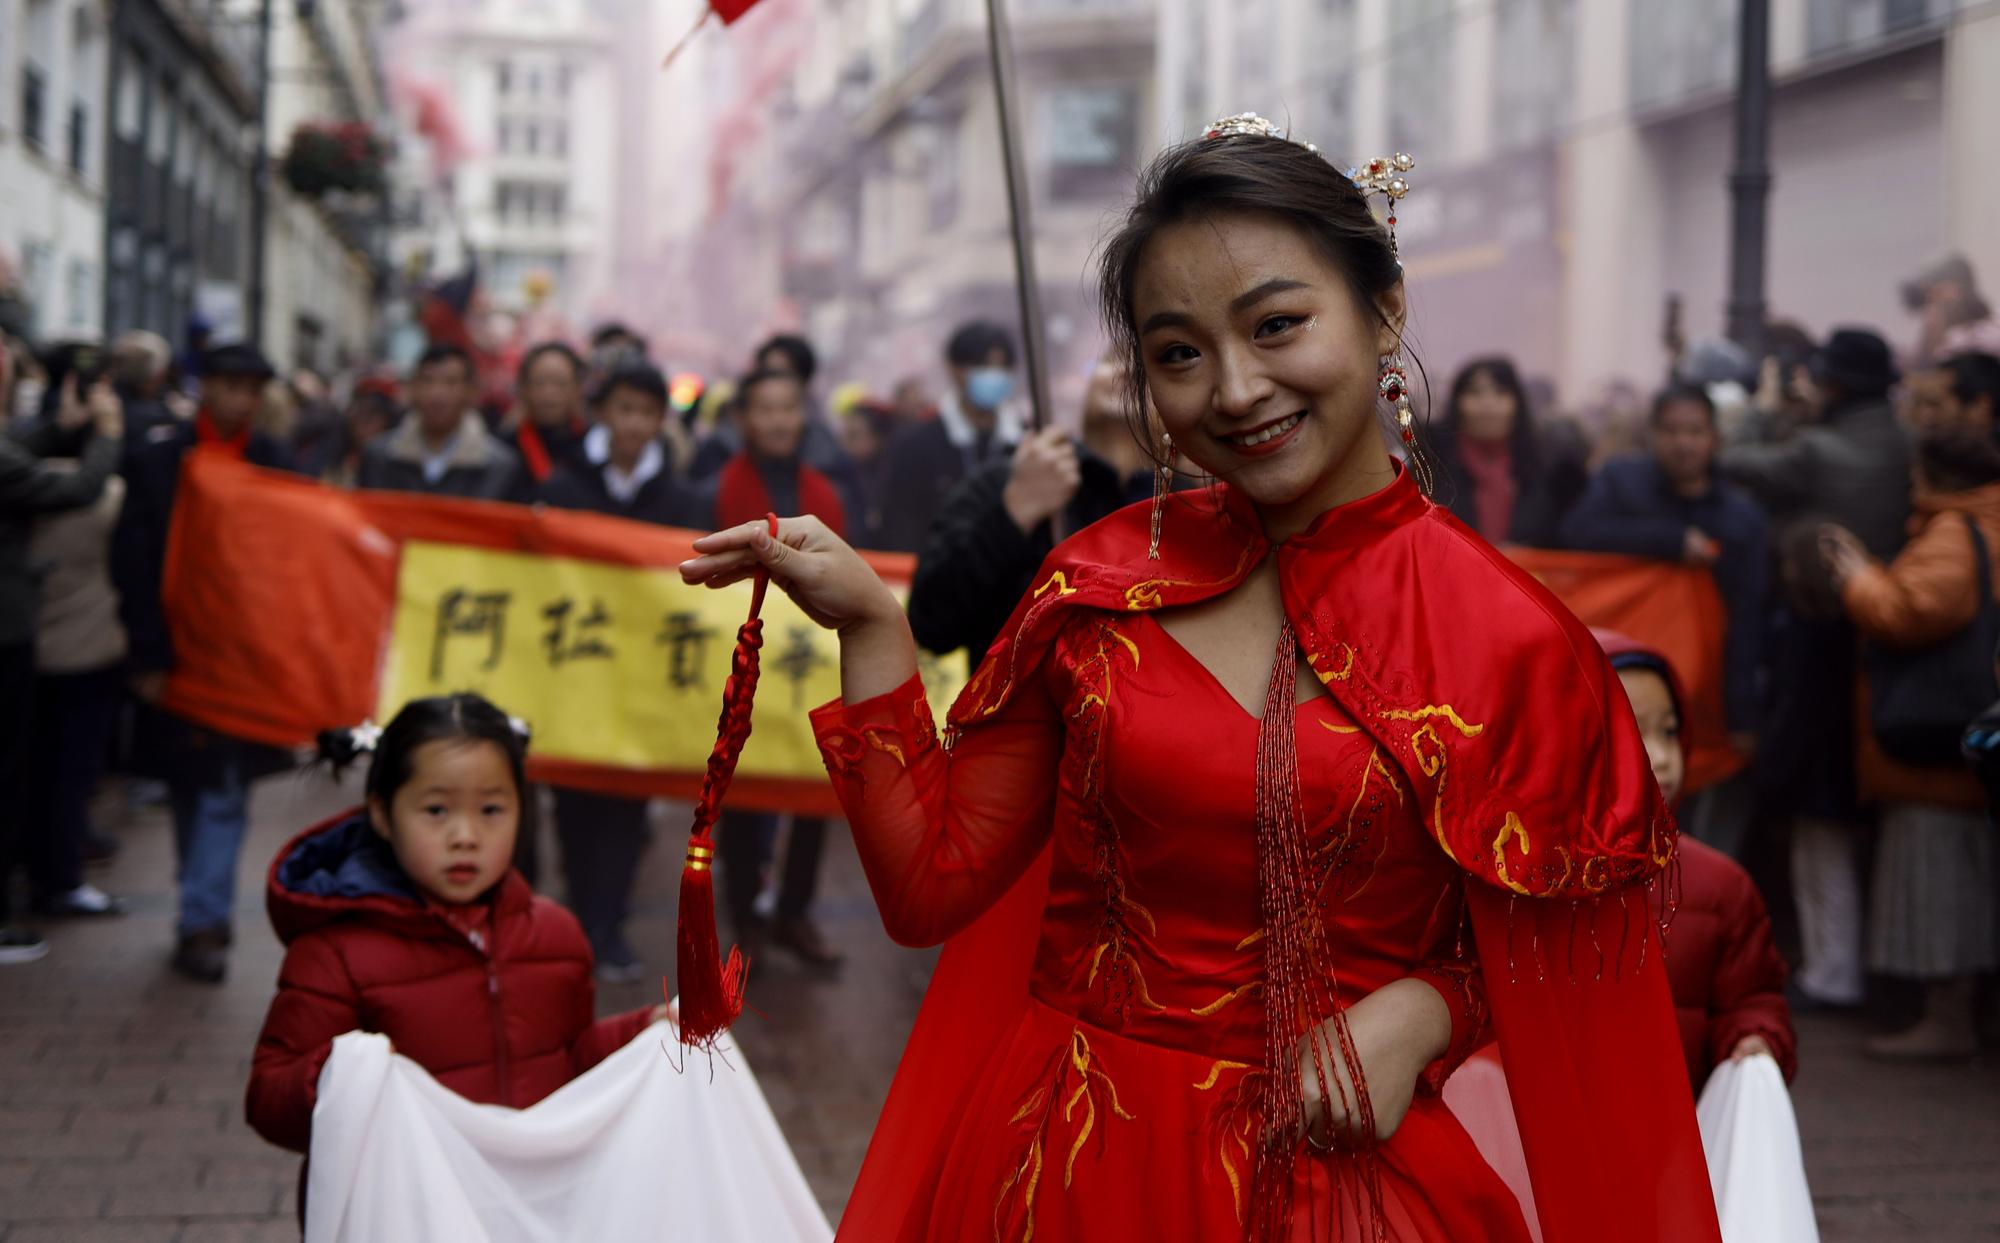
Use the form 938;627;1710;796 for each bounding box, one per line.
384;542;965;781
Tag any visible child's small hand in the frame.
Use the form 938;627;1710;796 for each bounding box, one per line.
1730;1034;1773;1061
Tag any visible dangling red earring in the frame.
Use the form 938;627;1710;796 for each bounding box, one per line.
1149;431;1174;561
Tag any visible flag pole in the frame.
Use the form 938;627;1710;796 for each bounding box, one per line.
980;0;1052;432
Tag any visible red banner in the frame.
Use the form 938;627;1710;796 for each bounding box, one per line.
158;455;950;817
1507;548;1744;795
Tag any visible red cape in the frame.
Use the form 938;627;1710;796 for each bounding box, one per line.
840;470;1719;1242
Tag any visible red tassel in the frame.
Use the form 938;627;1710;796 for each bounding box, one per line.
669;514;778;1050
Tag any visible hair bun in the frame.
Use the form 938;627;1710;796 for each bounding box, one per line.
315;720;382;774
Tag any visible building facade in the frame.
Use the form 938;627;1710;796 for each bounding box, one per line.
385;0;620;338
0;0;111;341
100;0;257;352
1159;0;2000;404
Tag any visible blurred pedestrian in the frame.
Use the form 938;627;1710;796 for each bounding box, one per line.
1562;385;1770;753
907;352;1156;660
834;400;896;551
1902;351;1999;440
285;368;343;479
700;367;847;969
1822;428;2000;1059
1428;356;1564;547
0;348;124;964
24;411;131;918
356;343;522;501
509;342;589;488
110;342;293;983
1723;327;1911;1010
1905;254;2000;366
877;320;1024;552
107;331;174;441
540;363;701;979
323;377;400;488
890;375;933;423
689;333;860;508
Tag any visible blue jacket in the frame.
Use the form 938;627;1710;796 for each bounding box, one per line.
1560;454;1770;732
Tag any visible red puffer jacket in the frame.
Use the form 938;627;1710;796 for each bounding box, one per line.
246;811;652;1153
1657;829;1798;1091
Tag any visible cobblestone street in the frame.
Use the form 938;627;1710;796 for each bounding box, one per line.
2;770;1998;1240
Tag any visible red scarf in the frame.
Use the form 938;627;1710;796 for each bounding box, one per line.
1458;435;1518;542
194;410;251;459
715;452;847;538
515;416;582;483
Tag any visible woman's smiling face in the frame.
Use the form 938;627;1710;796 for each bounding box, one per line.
1133;210;1405;536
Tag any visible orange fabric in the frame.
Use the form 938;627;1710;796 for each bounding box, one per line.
1508;548;1744;794
155;453;914;813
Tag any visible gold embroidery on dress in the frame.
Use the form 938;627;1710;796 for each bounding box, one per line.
1192;981;1264;1017
1072;621;1164;1019
993;1030;1137;1240
859;727;906;766
1122;544;1260;612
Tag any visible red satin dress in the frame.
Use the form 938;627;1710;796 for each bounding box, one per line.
812;472;1721;1243
816;612;1529;1241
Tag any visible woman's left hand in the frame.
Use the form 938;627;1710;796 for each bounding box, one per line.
1297;977;1451;1149
1818;524;1870;587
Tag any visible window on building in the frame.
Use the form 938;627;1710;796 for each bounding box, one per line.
116;48;144;141
497;117;513;153
23;0;55;149
1303;0;1357;158
67;259;95;329
1042;84;1139;202
1387;0;1454;158
527;67;542;98
1807;0;1948;57
1493;0;1575;151
525;122;539;155
1628;0;1735;111
925;116;960;229
556;65;573;98
552;121;568;157
497;60;512;95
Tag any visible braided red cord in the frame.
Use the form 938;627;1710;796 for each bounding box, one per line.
673;514;779;1050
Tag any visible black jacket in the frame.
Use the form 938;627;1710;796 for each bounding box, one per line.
1561;455;1772;732
0;420;121;645
1428;425;1566;548
356;415;523;502
878;417;1018;554
907;448;1152;660
539;460;702;528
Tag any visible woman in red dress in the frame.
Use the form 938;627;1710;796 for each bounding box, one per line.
682;119;1720;1243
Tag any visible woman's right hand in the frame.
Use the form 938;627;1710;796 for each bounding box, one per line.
680;516;902;636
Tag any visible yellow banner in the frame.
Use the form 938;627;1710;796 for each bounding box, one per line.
378;542;967;778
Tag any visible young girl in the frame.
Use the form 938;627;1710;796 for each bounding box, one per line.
1598;633;1797;1091
245;692;662;1155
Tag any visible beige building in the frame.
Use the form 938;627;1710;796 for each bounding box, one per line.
1163;0;2000;404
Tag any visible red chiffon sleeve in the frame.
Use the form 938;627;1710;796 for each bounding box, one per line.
810;665;1064;947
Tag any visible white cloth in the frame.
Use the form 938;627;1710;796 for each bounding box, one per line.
306;1021;831;1243
1445;1047;1818;1243
1696;1053;1821;1243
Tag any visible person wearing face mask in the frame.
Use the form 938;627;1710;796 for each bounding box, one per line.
906;353;1161;661
876;320;1025;553
682;120;1716;1243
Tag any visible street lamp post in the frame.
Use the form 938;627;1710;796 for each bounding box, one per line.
246;0;275;348
1725;0;1772;361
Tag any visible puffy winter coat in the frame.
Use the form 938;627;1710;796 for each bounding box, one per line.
246;812;651;1154
1657;835;1797;1091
